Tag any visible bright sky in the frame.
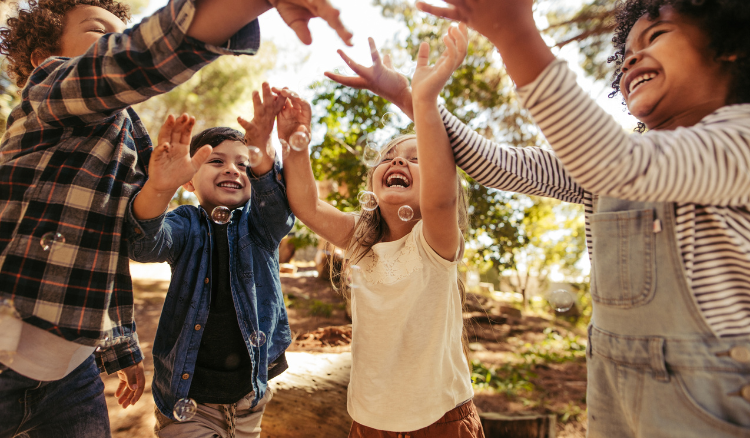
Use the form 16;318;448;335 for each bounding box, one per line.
135;0;639;132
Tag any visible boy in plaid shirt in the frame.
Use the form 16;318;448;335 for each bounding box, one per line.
0;0;351;437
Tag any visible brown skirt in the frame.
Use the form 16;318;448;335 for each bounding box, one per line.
348;400;485;438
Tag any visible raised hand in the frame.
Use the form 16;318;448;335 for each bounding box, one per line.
148;113;210;194
324;38;415;119
271;0;353;46
411;24;469;104
237;82;285;151
273;87;312;145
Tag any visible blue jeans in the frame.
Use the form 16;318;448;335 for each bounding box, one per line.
0;355;111;438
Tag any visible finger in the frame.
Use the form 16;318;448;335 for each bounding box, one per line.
157;114;176;146
118;388;132;408
252;90;263;115
289;19;313;46
192;145;213;169
237;116;251;131
383;53;393;70
132;367;145;405
311;0;353;46
171;114;190;147
323;71;367;89
115;378;127;398
180;116;195;146
262;82;273;107
336;49;370;77
415;1;464;22
367;38;382;65
416;42;430;68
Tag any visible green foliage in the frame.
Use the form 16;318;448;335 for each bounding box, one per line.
308;299;334;318
121;0;149;16
289;220;319;250
471;360;537;397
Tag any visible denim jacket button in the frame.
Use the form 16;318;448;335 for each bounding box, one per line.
182;373;190;380
741;385;750;402
204;277;209;284
194;324;201;331
730;346;750;363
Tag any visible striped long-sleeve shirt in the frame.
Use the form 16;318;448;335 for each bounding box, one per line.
441;59;750;338
0;0;260;372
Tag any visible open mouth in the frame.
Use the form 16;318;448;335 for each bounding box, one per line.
385;172;411;188
628;72;657;94
218;181;242;189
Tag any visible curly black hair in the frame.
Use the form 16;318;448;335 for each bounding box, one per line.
0;0;131;88
608;0;750;131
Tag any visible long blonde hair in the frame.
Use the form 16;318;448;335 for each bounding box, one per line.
333;134;472;368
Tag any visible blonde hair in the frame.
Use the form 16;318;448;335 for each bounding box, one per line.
333;134;472;368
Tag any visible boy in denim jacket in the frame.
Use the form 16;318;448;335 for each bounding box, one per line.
0;0;348;436
127;83;294;437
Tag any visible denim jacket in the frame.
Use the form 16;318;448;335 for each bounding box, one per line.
126;160;294;419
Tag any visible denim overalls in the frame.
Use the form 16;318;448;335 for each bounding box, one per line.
587;196;750;437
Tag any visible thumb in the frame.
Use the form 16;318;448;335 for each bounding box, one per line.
126;370;138;391
192;145;213;169
416;42;430;68
289;20;313;45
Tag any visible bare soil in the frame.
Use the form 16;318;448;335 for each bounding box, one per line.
106;262;587;437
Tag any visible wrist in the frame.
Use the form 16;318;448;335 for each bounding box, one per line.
395;87;414;120
141;181;178;200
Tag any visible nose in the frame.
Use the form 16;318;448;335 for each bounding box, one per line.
390;156;407;166
621;52;641;73
224;164;240;175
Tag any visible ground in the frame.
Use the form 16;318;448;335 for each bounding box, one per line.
105;261;587;437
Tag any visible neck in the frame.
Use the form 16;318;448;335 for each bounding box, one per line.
648;99;728;131
380;207;418;242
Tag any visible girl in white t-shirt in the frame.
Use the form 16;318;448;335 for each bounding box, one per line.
277;24;484;438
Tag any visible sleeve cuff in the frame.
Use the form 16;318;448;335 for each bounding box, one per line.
515;58;569;109
95;333;143;374
126;193;168;241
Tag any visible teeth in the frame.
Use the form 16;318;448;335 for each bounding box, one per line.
387;174;409;187
629;72;657;94
219;182;241;189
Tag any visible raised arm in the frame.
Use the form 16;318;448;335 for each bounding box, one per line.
237;82;286;177
410;25;467;260
274;89;356;249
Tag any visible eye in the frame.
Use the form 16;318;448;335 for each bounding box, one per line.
409;157;418;163
209;159;222;165
238;162;248;168
648;29;666;43
90;28;107;34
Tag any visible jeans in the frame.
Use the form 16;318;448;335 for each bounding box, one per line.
0;355;111;438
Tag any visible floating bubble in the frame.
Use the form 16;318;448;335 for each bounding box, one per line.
398;205;414;221
348;265;364;290
40;232;65;251
398;60;416;76
357;191;379;211
289;132;310;152
362;144;381;167
211;206;231;225
247;146;263;167
249;331;266;347
380;112;398;128
549;289;575;313
334;64;355;76
278;140;291;159
173;398;198;422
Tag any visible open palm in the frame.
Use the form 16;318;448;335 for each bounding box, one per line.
412;24;469;103
148;114;211;194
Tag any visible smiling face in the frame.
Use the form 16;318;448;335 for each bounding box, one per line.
371;138;420;212
184;140;252;214
619;6;734;130
54;5;126;59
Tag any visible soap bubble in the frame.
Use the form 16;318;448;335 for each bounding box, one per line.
348;265;364;290
549;289;575;313
211;206;231;225
380;112;398;128
289;132;310;152
279;140;291;159
40;232;65;251
357;191;379;211
249;331;266;347
173;398;198;421
247;146;263;167
362;144;381;167
398;205;414;221
398;60;416;76
333;64;355;76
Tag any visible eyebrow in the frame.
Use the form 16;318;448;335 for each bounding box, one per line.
624;20;671;57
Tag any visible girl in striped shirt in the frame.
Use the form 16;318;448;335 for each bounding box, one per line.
328;0;750;436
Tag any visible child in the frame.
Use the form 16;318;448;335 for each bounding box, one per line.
0;0;350;436
330;1;750;436
276;28;485;437
126;82;293;438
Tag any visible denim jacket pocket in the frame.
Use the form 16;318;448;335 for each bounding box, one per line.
590;209;656;308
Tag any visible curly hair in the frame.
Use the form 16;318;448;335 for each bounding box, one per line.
608;0;750;131
0;0;130;88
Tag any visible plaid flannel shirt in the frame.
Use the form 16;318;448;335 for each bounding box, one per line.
0;0;260;374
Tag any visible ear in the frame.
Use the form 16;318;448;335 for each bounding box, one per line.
30;48;49;68
182;181;196;193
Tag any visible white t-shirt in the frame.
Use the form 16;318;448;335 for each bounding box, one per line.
348;220;473;432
